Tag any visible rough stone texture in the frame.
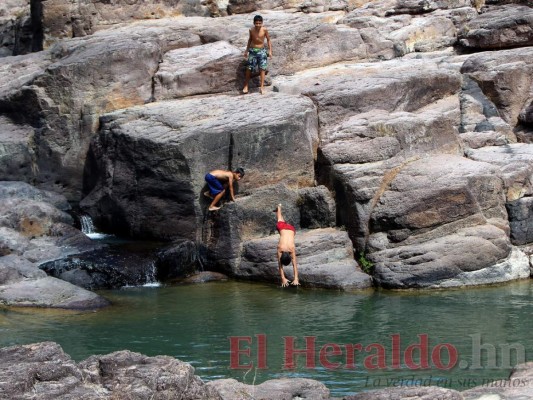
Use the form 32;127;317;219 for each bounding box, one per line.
0;254;46;284
506;196;533;245
240;228;373;290
207;377;331;400
461;47;533;127
316;98;463;252
458;4;533;50
0;276;110;309
363;155;525;288
466;144;533;201
463;361;533;400
0;22;202;199
80;350;221;400
346;386;463;399
0;342;222;400
298;185;337;229
274;57;462;129
154;41;245;99
80;93;318;240
0;181;109;308
0;181;70;211
1;0;532;294
459;74;515;144
0;0;32;57
386;15;457;56
33;0;209;48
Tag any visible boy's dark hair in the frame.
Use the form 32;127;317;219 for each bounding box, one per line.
234;167;245;177
280;251;292;266
253;15;263;22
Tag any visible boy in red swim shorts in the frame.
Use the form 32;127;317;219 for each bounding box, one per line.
275;204;300;287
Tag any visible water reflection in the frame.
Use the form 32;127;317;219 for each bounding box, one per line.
0;280;531;396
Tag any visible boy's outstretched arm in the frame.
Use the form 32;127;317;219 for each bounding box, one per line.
265;29;272;57
244;29;252;58
291;251;300;286
278;257;290;287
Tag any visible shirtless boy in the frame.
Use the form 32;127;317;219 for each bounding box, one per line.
275;204;300;287
204;168;245;211
243;15;272;95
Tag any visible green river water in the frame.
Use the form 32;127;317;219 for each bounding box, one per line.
1;279;532;396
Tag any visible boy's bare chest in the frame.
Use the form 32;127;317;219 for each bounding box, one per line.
250;29;266;41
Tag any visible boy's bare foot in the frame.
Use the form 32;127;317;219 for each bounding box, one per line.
291;279;300;286
204;191;213;199
208;206;221;211
281;278;290;287
260;87;264;95
242;86;249;94
272;203;282;212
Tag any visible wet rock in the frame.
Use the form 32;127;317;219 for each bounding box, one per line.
39;247;159;290
179;271;229;284
240;228;373;290
157;239;201;282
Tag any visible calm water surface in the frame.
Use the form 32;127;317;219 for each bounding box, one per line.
0;280;532;396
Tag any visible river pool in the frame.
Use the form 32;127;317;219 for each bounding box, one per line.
1;280;531;396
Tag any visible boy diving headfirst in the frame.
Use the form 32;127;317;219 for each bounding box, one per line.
243;15;272;95
275;204;300;287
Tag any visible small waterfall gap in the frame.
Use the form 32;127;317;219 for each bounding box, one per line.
80;214;96;235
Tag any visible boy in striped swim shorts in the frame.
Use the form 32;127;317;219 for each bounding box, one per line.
242;15;272;95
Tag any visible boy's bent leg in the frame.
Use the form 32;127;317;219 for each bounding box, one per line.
243;69;251;93
209;190;225;211
259;70;265;94
276;204;284;222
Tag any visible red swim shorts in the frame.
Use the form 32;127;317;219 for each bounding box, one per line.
276;221;296;233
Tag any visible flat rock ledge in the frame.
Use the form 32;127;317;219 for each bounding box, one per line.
2;342;533;400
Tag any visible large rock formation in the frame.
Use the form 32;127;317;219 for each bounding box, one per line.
0;341;222;399
0;181;109;309
1;0;533;292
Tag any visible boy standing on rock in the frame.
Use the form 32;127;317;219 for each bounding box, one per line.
275;204;300;287
242;15;272;95
204;168;245;211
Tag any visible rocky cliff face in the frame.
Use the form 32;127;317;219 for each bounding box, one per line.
1;0;533;290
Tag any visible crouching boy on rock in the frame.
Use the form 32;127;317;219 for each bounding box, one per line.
204;168;245;211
